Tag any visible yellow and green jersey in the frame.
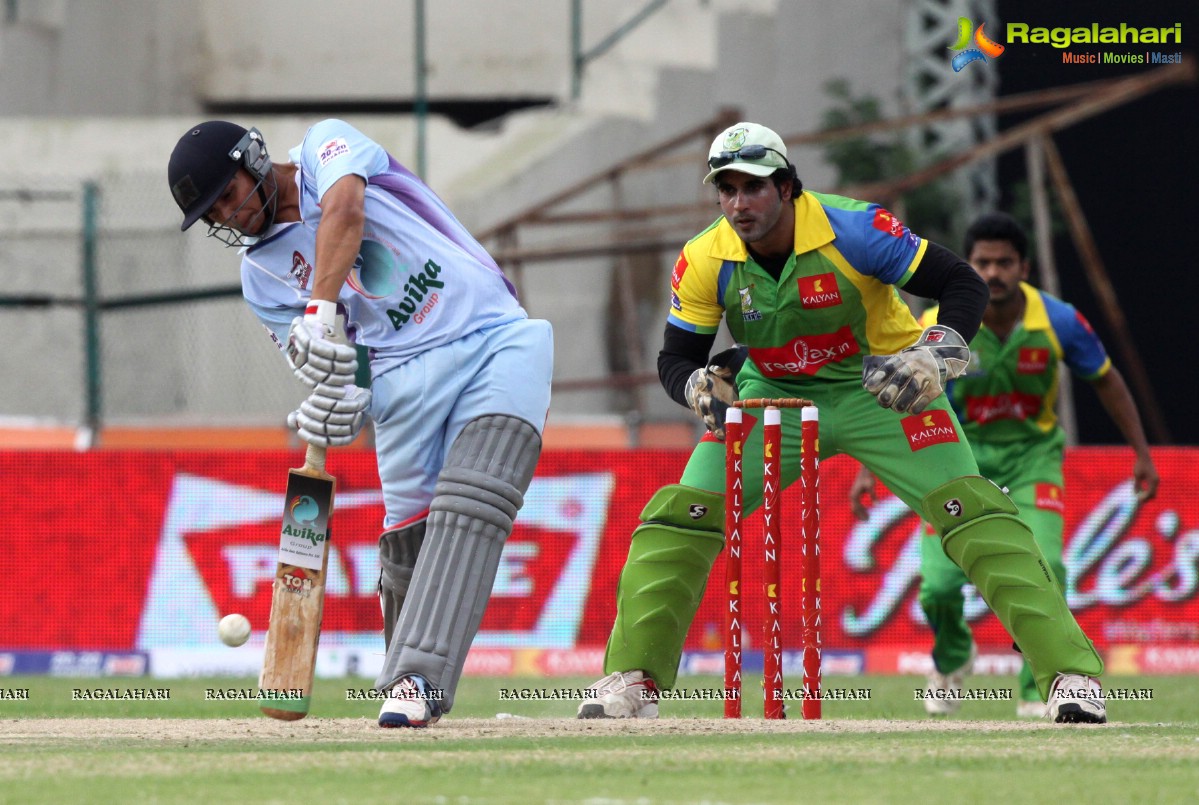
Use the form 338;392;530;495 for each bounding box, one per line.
922;282;1111;445
667;192;926;384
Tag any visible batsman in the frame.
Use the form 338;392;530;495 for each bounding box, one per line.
578;122;1107;723
169;119;553;728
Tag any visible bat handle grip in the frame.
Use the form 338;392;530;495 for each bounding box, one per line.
305;442;327;473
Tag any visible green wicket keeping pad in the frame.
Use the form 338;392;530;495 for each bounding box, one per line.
923;475;1102;697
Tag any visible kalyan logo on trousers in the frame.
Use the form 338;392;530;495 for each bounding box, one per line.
749;327;860;377
1036;483;1066;514
902;410;959;451
798;273;843;309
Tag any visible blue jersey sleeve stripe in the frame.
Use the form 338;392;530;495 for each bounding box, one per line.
1042;292;1109;378
821;202;925;285
716;260;738;307
820;204;869;269
1086;356;1113;382
894;238;928;288
666;313;717;334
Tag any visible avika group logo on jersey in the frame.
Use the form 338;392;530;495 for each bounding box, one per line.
948;17;1005;72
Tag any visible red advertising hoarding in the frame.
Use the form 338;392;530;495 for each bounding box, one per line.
2;448;1196;675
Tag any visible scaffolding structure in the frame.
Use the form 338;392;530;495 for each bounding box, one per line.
477;59;1196;444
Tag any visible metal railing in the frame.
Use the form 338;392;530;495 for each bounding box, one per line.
1;62;1190;444
571;0;670;100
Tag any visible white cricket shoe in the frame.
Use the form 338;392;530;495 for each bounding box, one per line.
923;643;976;716
378;674;444;728
577;670;659;719
1047;673;1107;724
1016;700;1048;719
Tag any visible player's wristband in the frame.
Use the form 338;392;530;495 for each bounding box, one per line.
305;299;338;328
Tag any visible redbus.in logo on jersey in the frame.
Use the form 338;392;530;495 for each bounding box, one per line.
966;391;1042;424
949;17;1005;71
749;328;859;377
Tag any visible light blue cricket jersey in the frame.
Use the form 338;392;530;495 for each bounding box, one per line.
240;119;525;379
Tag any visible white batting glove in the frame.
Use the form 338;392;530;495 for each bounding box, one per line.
862;325;970;414
287;384;372;447
286;305;358;389
684;364;739;439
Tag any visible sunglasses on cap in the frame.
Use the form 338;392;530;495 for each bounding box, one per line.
707;144;788;170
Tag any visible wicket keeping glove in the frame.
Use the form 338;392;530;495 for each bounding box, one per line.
288;383;372;447
684;346;746;440
862;325;970;415
286;309;358;389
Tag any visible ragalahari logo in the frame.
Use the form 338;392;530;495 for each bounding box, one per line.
949;17;1005;71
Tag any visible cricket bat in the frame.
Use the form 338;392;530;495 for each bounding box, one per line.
259;442;336;720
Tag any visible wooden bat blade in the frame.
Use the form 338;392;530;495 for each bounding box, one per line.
260;457;335;720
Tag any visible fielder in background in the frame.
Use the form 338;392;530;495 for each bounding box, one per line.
168;119;553;728
850;211;1158;718
578;122;1109;723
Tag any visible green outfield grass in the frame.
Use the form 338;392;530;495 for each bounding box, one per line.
1;675;1196;803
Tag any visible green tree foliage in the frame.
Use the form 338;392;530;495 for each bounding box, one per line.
819;79;960;247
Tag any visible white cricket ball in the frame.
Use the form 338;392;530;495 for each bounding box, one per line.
218;613;252;647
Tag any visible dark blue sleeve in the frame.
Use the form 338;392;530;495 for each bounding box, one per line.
1044;293;1110;379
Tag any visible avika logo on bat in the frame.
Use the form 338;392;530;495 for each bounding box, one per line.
289;495;320;525
285;495;326;545
949;17;1005;72
281;523;327;546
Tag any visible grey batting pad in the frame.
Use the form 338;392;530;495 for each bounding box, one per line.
378;518;427;650
374;414;542;710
